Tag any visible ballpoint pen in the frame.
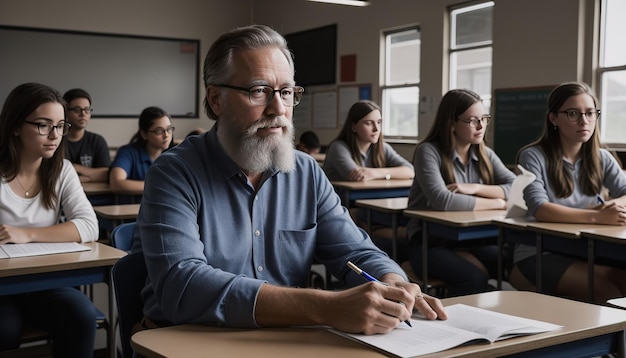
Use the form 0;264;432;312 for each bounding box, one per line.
347;261;412;328
597;195;606;205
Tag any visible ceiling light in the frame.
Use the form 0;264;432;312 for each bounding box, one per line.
307;0;370;6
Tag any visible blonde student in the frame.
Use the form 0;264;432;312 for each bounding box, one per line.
0;83;99;357
512;81;626;304
406;89;515;297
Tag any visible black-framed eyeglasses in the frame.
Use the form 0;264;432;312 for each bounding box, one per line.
215;84;305;107
557;109;600;122
68;107;94;115
147;126;175;135
24;121;72;136
458;114;491;128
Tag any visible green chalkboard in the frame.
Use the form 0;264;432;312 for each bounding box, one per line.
493;86;554;165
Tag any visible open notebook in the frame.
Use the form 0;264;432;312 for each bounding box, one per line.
331;304;561;357
0;242;91;259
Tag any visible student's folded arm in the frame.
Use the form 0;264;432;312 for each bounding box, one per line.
415;143;474;211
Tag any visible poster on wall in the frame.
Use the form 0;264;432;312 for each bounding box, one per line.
338;84;372;126
312;91;338;128
294;93;312;130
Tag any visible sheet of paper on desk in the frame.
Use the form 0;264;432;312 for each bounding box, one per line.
331;304;561;358
0;242;91;259
506;165;536;218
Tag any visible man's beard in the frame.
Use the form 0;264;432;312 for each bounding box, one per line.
217;115;296;174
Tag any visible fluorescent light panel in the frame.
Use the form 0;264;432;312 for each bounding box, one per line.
307;0;370;6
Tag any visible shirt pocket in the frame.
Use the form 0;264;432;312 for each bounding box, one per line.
278;224;317;284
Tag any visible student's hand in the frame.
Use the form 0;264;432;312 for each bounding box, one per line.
447;183;480;195
0;224;30;244
596;202;626;225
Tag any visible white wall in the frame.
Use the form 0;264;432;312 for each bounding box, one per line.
0;0;253;147
254;0;596;159
1;0;597;157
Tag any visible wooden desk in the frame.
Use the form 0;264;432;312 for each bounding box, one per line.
355;197;407;260
0;242;126;358
82;182;113;196
493;218;622;300
131;291;626;358
93;203;140;227
403;209;506;291
331;179;412;207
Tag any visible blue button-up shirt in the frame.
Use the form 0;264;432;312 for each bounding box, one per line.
135;127;405;327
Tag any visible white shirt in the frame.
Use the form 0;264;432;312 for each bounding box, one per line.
0;159;98;242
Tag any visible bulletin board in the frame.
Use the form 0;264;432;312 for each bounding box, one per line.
493;86;555;165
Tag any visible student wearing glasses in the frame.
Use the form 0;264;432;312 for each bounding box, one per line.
109;106;175;195
511;82;626;304
134;25;446;335
406;89;516;297
323;100;414;182
63;88;111;183
0;83;99;357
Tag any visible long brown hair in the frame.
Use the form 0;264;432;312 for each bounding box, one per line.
332;100;386;167
0;83;66;209
517;82;602;197
419;89;494;184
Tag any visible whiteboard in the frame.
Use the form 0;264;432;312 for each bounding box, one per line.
0;26;199;118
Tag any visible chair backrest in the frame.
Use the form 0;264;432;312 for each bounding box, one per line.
112;251;147;358
111;222;136;251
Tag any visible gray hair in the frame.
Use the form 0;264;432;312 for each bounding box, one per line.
202;24;295;120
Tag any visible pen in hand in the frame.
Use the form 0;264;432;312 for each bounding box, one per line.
347;261;412;328
597;195;606;205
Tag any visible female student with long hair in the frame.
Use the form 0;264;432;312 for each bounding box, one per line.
406;89;515;297
0;83;99;357
109;106;175;194
512;82;626;303
323;100;414;181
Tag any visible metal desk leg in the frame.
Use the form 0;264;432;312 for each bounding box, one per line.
536;232;542;292
391;213;398;261
421;221;429;292
497;228;503;290
587;239;595;302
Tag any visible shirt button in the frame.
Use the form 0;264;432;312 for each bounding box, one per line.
255;196;259;201
257;266;263;272
254;230;260;236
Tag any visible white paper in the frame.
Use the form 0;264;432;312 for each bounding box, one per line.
0;242;91;259
506;165;536;218
332;304;561;358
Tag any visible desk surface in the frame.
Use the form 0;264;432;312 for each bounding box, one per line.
131;290;626;358
331;179;413;190
580;226;626;244
93;203;141;220
403;209;506;227
355;197;408;212
82;182;113;195
0;242;126;277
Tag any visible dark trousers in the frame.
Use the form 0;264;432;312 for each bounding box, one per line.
408;239;498;297
0;287;97;357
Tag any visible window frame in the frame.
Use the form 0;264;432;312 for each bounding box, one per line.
380;25;421;142
448;1;494;111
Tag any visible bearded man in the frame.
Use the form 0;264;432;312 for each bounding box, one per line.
134;24;446;334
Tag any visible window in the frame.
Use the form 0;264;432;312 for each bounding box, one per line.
381;27;420;139
449;1;494;112
599;0;626;144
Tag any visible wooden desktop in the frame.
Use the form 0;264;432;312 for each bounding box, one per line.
131;290;626;358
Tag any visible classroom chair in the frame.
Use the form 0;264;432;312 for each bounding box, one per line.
111;222;136;252
112;251;147;358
